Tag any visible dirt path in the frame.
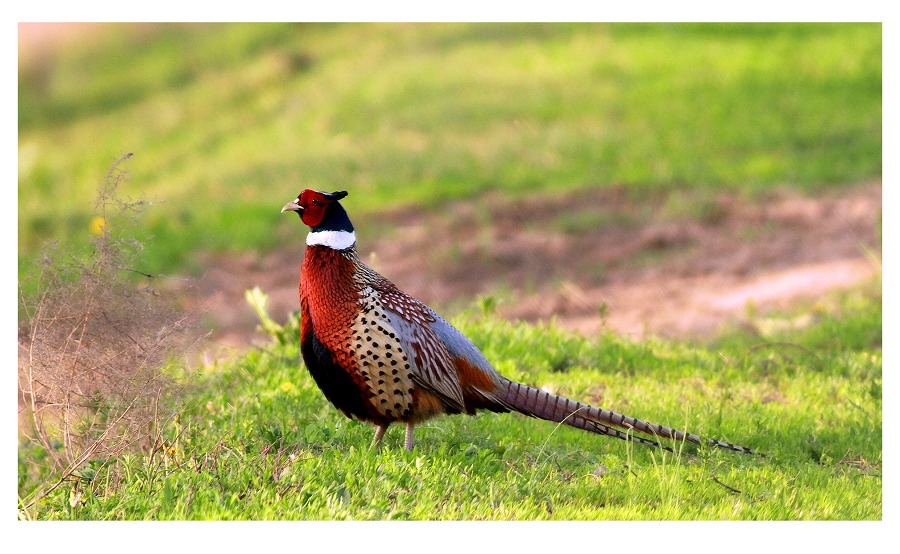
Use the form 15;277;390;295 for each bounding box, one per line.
184;182;881;352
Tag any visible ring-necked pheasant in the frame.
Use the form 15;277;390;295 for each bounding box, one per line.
283;189;757;455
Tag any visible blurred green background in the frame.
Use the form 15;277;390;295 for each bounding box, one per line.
18;22;882;273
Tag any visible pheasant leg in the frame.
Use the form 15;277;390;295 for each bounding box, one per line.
372;424;388;447
404;423;415;451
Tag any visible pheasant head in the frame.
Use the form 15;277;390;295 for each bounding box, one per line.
282;189;355;250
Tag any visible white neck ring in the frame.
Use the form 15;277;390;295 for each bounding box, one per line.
306;230;356;250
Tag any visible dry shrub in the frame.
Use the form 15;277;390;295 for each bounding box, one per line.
18;154;198;507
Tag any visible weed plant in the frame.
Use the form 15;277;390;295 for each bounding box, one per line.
17;155;200;514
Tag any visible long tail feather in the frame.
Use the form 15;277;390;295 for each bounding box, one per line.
497;379;758;455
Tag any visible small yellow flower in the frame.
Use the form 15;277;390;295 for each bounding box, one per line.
89;216;106;235
279;381;295;393
206;401;216;414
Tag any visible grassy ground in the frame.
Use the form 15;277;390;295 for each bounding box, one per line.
18;280;881;520
18;23;882;272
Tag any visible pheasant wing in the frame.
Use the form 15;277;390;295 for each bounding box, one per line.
365;272;467;412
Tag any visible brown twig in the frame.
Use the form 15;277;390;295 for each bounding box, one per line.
710;473;742;495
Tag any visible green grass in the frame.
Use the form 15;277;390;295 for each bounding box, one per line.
18;23;882;273
18;280;881;520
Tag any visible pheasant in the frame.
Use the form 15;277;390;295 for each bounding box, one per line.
282;189;757;455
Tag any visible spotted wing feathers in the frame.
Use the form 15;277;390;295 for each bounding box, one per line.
354;265;466;412
349;286;417;420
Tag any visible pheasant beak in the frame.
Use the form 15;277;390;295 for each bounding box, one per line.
281;200;303;214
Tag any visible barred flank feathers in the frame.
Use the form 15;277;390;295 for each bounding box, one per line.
498;379;758;455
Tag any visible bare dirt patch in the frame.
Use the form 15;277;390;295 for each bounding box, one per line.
184;182;881;352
